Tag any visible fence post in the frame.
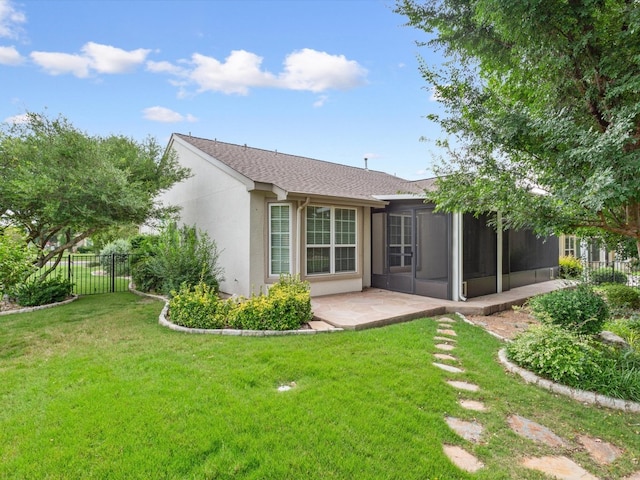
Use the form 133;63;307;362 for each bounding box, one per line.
111;254;116;293
68;255;72;283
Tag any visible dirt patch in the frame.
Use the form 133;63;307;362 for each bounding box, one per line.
466;308;539;340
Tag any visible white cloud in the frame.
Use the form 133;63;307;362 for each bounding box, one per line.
0;44;22;65
150;48;367;96
30;51;91;77
278;49;367;92
313;95;329;108
0;0;26;39
142;106;198;123
4;112;29;124
189;50;276;95
30;42;151;78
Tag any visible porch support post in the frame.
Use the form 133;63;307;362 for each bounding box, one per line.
496;212;503;294
451;212;465;301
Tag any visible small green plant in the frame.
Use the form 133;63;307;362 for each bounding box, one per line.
528;284;609;335
12;276;74;307
0;228;37;296
604;317;640;350
507;324;601;383
168;282;228;329
558;255;583;279
590;267;628;285
599;284;640;310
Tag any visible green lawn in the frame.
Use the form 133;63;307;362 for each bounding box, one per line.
0;293;638;479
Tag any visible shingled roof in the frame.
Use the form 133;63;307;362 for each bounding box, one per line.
173;133;435;203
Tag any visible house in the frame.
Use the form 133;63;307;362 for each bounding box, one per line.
160;133;558;300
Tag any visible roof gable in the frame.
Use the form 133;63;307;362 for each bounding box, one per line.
173;133;434;203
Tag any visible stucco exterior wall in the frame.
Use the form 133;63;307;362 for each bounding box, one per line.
159;139;251;296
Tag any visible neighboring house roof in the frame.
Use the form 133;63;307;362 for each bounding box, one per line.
173;133;435;204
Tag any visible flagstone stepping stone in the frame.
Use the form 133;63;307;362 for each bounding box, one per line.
459;399;487;412
435;343;455;351
445;417;484;443
437;329;457;336
438;323;454;329
432;362;464;373
522;456;598;480
434;353;457;362
443;445;483;473
577;435;623;465
507;415;569;448
438;317;456;323
447;380;480;392
434;336;456;342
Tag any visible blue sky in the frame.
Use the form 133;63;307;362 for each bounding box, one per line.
1;0;446;179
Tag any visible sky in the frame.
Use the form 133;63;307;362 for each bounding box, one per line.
1;0;448;180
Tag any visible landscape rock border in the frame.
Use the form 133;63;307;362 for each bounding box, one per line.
0;295;78;316
129;285;344;336
459;312;640;413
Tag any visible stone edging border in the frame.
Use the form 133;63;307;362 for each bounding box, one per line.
456;312;640;413
129;284;344;336
0;295;79;316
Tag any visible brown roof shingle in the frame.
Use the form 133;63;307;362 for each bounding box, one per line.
174;133;433;202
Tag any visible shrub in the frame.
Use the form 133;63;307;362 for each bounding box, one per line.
0;229;37;296
130;234;163;293
599;284;640;310
168;275;311;331
12;276;74;307
604;317;640;350
590;267;628;285
559;255;583;279
528;284;609;335
507;324;601;383
131;224;223;296
99;239;131;276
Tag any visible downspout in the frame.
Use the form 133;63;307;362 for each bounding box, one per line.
296;197;311;276
457;212;467;301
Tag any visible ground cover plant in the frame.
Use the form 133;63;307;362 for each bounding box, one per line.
1;294;639;479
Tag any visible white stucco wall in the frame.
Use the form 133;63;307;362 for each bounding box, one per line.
158;139;252;296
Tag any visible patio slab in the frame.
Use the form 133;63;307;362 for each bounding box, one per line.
311;280;567;330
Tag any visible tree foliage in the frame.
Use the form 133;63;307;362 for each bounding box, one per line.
396;0;640;257
0;113;191;277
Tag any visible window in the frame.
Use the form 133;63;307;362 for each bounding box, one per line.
269;204;291;276
306;206;357;275
563;236;576;257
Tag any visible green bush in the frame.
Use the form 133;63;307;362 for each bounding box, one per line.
0;228;37;296
168;275;312;331
99;239;131;276
507;324;640;401
528;284;609;335
507;324;601;383
130;234;163;293
599;284;640;310
12;277;74;307
604;317;640;350
131;224;223;296
590;267;628;285
559;255;583;279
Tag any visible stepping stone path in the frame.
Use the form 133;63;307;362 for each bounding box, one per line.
430;315;639;478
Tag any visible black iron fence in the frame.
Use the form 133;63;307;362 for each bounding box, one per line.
30;254;136;295
580;261;640;288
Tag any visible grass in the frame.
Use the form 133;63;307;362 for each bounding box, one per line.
1;293;639;479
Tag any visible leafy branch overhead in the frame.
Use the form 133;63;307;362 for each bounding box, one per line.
0;112;191;276
396;0;640;257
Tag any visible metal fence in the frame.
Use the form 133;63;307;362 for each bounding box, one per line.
580;261;640;288
31;254;135;295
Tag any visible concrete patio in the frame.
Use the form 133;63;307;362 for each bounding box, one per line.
311;279;569;330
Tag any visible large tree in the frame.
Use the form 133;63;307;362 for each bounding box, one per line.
0;113;191;277
395;0;640;257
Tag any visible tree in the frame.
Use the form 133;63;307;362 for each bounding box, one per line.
0;113;191;277
395;0;640;257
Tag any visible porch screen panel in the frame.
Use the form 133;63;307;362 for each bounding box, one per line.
463;213;497;280
269;204;291;276
306;207;331;274
415;210;448;281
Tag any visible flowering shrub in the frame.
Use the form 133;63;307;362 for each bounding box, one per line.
558;255;582;279
169;275;312;331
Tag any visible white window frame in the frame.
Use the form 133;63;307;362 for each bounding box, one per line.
268;203;292;277
305;206;357;275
